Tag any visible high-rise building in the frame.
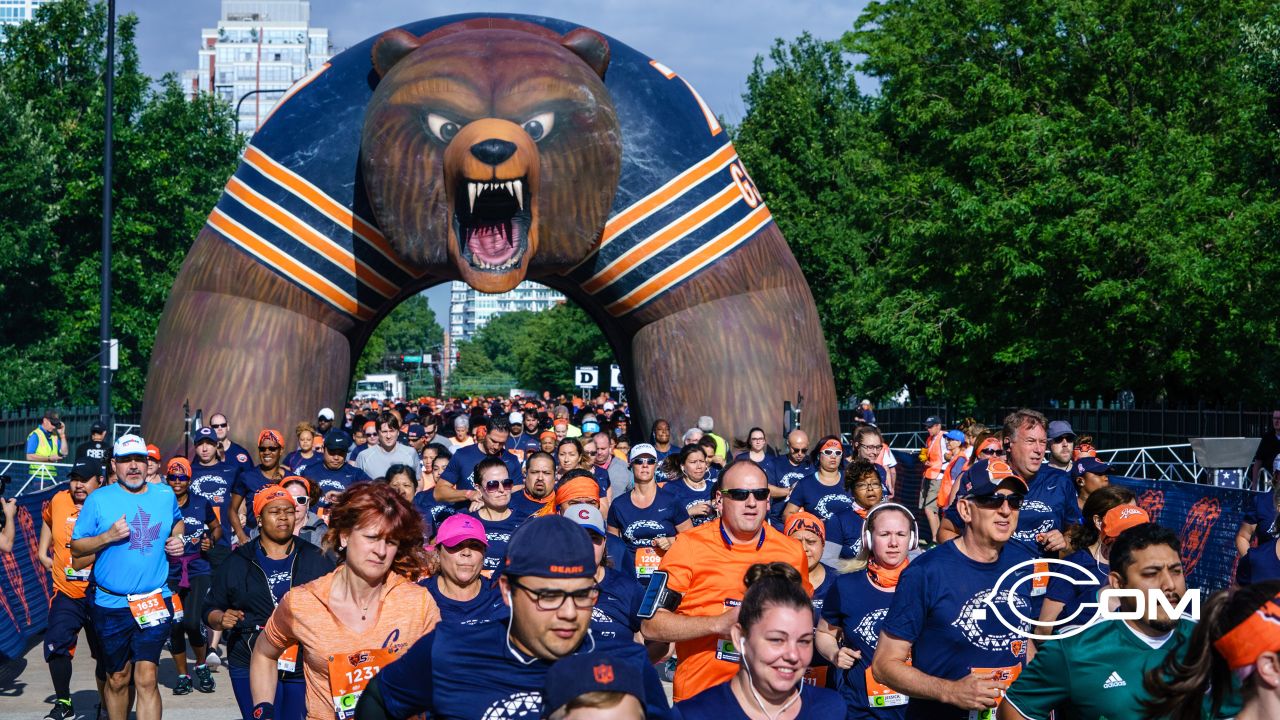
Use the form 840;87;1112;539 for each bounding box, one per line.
181;1;329;134
0;0;54;25
449;281;565;345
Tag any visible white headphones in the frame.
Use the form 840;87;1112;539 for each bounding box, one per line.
862;502;920;552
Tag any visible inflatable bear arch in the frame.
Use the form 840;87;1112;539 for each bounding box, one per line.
142;14;837;453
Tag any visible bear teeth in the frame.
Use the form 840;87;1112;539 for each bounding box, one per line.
465;180;521;214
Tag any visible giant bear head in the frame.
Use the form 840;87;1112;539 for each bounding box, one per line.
362;20;623;293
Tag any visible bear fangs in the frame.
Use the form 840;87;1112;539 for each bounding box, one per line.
467;180;523;213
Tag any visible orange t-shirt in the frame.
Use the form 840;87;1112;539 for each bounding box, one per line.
262;570;440;720
42;490;89;599
657;519;812;701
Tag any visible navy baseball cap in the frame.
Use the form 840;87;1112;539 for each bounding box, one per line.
955;459;1027;498
924;416;942;427
193;426;218;445
1048;420;1076;441
1074;456;1112;477
504;515;595;578
542;653;646;718
323;430;352;452
406;423;425;439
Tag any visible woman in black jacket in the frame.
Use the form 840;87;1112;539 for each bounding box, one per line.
204;484;335;720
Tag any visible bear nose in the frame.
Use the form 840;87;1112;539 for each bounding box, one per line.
470;139;517;166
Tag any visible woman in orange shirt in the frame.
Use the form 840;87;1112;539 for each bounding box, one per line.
249;482;440;720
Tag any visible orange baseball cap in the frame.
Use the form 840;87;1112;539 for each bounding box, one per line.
146;444;161;462
253;484;294;517
1102;504;1150;539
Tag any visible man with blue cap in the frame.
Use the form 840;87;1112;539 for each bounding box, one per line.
541;652;646;720
355;515;672;720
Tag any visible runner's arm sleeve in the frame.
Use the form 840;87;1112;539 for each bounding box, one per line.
1001;636;1068;720
372;631;437;719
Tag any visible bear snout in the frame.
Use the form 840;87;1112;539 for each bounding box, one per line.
470;139;518;166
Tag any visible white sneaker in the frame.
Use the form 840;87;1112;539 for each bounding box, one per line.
205;650;222;668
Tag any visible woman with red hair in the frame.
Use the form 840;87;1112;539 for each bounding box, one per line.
248;481;440;720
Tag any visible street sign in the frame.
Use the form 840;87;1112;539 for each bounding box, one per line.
610;364;623;390
575;366;599;389
402;355;422;363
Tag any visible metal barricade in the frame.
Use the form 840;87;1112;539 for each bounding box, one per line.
1;458;72;497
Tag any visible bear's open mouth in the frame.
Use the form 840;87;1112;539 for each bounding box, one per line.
452;176;531;272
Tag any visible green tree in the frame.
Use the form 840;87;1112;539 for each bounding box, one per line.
0;0;243;410
353;294;444;377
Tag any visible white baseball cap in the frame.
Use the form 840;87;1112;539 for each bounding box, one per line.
562;504;606;537
629;443;658;462
113;433;148;458
318;407;335;420
509;411;524;424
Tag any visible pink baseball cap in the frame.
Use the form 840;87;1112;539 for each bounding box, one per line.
435;514;488;549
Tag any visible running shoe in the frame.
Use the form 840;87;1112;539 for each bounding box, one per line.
194;663;216;693
43;699;73;720
174;674;193;695
205;649;223;668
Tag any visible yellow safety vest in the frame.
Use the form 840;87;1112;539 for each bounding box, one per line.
28;427;61;482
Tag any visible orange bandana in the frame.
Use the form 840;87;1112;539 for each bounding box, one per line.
1214;596;1280;670
784;511;825;544
555;477;600;509
867;557;910;589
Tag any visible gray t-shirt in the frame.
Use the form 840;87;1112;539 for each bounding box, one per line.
356;443;421;481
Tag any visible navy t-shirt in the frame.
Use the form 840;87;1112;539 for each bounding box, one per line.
821;570;905;720
591;465;613;496
169;494;216;579
225;441;254;471
440;445;524;495
283;450;322;476
376;621;673;720
419;575;508;625
505;433;542;460
606;488;690;574
189;459;239;547
592;566;644;642
468;511;523;572
770;457;814;524
788;472;852;521
231;466;281;531
302;462;369;499
1239;539;1280;585
1044;548;1109;628
254;545;295;604
1244;491;1279;544
506;491;552;523
943;465;1081;559
662;479;715;527
676;680;845;720
881;541;1035;719
826;507;867;559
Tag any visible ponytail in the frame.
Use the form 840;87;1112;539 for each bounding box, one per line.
739;562;811;634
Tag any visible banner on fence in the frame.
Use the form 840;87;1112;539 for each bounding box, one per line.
0;485;57;661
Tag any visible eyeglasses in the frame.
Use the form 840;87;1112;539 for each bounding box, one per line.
968;492;1025;510
820;449;843;457
210;423;228;429
858;444;884;453
721;488;770;502
258;445;281;452
852;482;881;491
632;458;656;466
483;479;514;492
509;579;599;610
749;436;765;442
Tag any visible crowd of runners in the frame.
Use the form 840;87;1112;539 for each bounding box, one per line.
19;396;1280;720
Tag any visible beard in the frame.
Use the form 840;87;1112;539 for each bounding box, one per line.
120;474;146;490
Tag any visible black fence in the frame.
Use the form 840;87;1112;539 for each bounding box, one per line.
843;405;1275;449
0;407;141;459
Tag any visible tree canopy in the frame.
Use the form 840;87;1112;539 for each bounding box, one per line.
0;0;243;411
353;294;444;378
733;0;1280;409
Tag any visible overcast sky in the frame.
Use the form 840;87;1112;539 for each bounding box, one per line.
116;0;873;323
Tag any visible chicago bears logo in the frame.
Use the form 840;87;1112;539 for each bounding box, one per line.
954;588;1030;652
593;662;614;684
347;651;371;666
622;519;665;545
1179;497;1221;576
854;608;888;649
1137;489;1165;524
480;691;543;720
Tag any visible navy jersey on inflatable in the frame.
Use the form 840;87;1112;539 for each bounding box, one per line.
375;621;673;720
189;459;239;547
787;472;852;521
881;541;1035;719
419;575;508;625
821;570;905;719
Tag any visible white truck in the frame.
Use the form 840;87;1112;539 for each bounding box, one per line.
353;373;406;403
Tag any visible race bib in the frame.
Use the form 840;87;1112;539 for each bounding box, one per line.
64;566;90;582
714;637;741;663
328;648;396;720
866;666;908;708
127;590;170;629
966;665;1022;720
278;644;299;672
634;547;662;579
172;594;185;623
1030;561;1049;597
802;666;828;688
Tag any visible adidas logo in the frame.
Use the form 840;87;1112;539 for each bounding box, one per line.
1103;671;1127;689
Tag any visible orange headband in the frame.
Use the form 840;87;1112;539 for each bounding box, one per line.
555;477;600;508
819;438;842;454
257;428;284;448
977;437;1003;455
784;511;825;544
1214;597;1280;670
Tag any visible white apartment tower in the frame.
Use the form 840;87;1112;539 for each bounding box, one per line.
0;0;54;25
449;282;566;344
181;1;330;134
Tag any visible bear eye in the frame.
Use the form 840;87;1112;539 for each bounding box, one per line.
426;113;461;143
521;112;555;142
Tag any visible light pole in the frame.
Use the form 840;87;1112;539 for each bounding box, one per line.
98;0;115;430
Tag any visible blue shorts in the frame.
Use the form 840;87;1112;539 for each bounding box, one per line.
44;592;101;662
91;595;174;674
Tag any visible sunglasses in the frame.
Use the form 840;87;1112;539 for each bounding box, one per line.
632;458;656;466
789;446;809;454
980;448;1006;457
721;488;770;502
483;479;514;492
258;445;281;452
165;475;190;483
292;495;309;506
820;449;843;457
210;423;228;429
969;492;1025;510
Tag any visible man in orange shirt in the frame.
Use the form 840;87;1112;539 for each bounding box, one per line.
38;458;106;720
921;416;946;541
641;460;812;701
